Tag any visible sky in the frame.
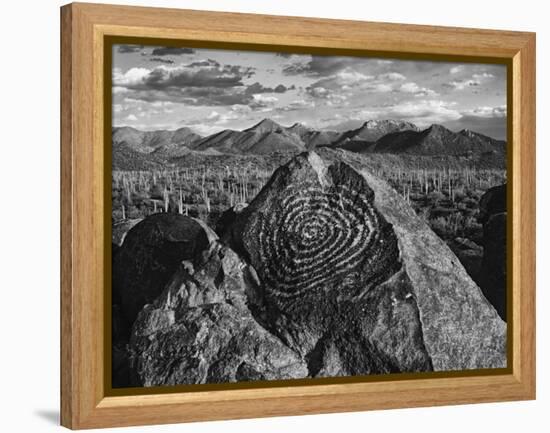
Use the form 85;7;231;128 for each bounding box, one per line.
112;44;507;139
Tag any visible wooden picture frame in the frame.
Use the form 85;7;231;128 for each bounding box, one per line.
60;2;536;429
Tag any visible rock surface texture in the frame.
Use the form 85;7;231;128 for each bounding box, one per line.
221;148;506;373
123;149;506;387
129;235;307;386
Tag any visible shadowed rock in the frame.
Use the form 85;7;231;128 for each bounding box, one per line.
214;203;248;237
448;237;484;283
113;214;212;326
112;218;143;247
129;240;307;386
478;184;507;320
221;148;506;373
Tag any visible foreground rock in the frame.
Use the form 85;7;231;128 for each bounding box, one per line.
112;218;143;247
113;213;212;326
478;184;507;320
221;148;506;373
129;239;307;386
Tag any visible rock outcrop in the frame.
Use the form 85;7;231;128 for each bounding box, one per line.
478;184;507;320
113;214;212;326
221;148;506;373
112;218;142;247
129;238;307;386
121;149;507;387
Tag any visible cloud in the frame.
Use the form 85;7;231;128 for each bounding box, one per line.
361;83;393;93
305;68;374;95
150;47;195;56
398;82;422;93
180;110;229;127
376;72;406;81
125;114;138;121
382;100;461;126
134;64;254;89
305;86;331;99
206;111;221;121
116;45;144;54
443;105;507;139
450;65;464;74
150;58;175;64
282;56;366;76
113;98;177;121
462;105;506;118
305;69;410;100
112;86;129;95
113;67;151;86
277;99;316;112
230;104;253;114
113;61;262;106
249;94;279;110
442;79;481;90
244;82;295;95
443;72;494;90
398;82;438;97
472;72;495;80
187;59;220;68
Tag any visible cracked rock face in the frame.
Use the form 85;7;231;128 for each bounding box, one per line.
125;149;506;387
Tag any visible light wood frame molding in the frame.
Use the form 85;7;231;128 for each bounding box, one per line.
60;2;536;429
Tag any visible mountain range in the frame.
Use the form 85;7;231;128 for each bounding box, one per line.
112;118;506;165
112;126;202;154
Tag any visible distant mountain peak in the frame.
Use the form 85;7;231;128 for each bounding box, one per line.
289;121;310;130
247;118;284;133
428;123;446;130
426;124;453;134
459;128;485;138
287;122;313;135
362;119;419;130
174;126;194;133
332;119;419;147
370;123;506;157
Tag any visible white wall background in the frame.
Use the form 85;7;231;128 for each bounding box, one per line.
0;0;546;431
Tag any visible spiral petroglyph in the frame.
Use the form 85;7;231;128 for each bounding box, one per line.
247;159;401;299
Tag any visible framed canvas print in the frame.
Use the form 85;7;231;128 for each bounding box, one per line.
60;2;536;429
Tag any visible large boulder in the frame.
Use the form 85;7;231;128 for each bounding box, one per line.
112;218;143;246
221;148;506;373
214;203;248;237
479;184;507;222
129;240;308;385
113;214;213;326
447;237;484;283
478;184;507;320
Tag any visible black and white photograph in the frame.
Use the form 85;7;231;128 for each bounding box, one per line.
110;43;508;389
